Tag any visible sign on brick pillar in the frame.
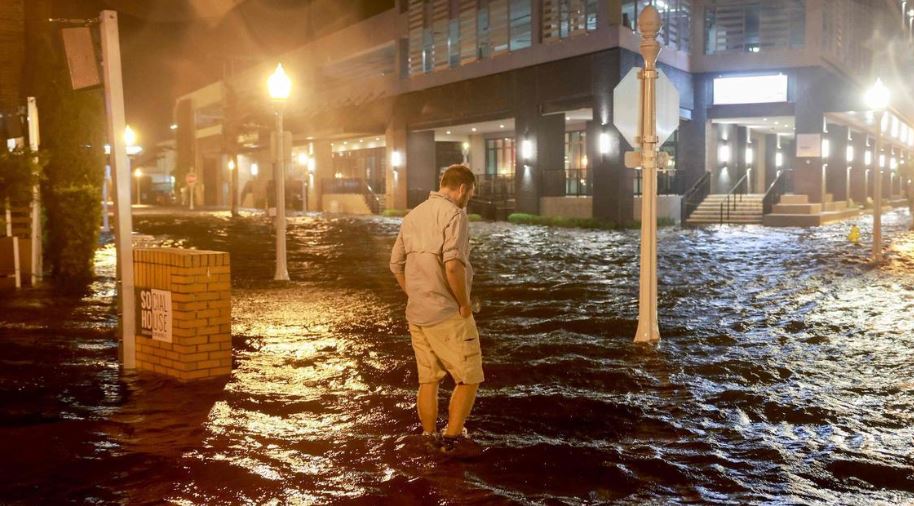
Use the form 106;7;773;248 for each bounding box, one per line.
133;248;232;381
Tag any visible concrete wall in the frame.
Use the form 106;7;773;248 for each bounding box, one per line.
633;195;683;224
540;197;593;219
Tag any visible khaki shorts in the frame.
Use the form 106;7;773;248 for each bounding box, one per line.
409;313;484;385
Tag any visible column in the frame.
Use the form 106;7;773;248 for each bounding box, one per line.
825;124;849;202
310;140;332;212
591;51;633;224
406;130;436;208
793;69;827;203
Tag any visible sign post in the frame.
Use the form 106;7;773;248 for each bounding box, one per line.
99;10;136;368
613;6;678;344
185;172;197;210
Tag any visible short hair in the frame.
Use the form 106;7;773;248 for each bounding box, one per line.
440;164;476;190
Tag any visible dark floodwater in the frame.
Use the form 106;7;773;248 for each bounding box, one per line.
2;208;914;504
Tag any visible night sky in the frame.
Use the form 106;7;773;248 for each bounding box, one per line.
43;0;393;145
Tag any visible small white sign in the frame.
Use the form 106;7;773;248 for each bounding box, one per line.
137;288;172;343
796;133;822;158
713;74;788;105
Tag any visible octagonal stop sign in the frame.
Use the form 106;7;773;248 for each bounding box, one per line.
613;68;680;148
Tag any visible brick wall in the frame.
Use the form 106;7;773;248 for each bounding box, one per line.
133;248;232;381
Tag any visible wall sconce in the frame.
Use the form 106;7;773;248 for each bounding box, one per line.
821;138;830;159
879;153;886;168
390;150;402;170
865;150;873;166
462;141;469;152
845;145;854;163
598;132;611;155
307;158;316;174
891;157;898;170
718;143;731;164
250;162;259;176
521;139;533;161
775;151;783;168
228;159;236;171
745;147;754;165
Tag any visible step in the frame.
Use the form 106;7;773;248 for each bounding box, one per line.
779;194;809;205
772;203;822;214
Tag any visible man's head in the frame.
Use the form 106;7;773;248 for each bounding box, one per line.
439;164;476;208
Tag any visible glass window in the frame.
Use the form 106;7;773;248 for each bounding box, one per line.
564;131;590;196
622;0;691;52
543;0;599;42
704;0;804;55
485;138;516;176
509;0;532;50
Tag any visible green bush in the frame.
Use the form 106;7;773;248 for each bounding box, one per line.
467;213;483;222
508;213;675;230
27;29;106;285
382;209;409;217
0;148;45;204
44;185;101;283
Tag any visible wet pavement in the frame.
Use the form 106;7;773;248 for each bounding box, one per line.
2;208;914;504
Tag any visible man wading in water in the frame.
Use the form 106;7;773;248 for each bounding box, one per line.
390;164;484;459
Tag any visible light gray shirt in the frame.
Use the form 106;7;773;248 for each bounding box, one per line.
390;191;473;326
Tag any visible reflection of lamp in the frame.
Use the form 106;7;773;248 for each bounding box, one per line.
228;159;236;171
250;162;259;176
718;143;731;163
133;168;142;205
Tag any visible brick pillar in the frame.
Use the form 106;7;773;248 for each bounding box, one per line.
386;113;408;211
133;248;232;381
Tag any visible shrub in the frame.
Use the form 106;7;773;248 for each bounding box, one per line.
44;185;100;283
382;209;409;217
467;213;483;222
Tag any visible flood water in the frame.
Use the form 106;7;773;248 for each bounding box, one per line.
2;208;914;504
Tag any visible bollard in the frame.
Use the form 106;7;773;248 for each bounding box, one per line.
132;248;232;381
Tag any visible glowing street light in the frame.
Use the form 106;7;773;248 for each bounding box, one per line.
268;63;291;281
864;78;890;263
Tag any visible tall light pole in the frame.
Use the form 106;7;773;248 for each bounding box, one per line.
864;78;890;263
134;168;143;205
268;63;291;281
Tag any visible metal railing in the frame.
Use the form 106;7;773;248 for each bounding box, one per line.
564;169;591;196
720;173;749;224
762;170;787;215
475;174;515;200
680;171;711;223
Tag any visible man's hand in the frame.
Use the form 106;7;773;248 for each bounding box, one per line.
393;271;407;294
458;304;472;318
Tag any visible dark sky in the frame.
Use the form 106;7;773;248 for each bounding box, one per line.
47;0;393;145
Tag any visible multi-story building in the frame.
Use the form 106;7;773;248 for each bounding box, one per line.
175;0;914;225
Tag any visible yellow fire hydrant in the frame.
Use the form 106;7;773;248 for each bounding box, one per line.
848;224;861;244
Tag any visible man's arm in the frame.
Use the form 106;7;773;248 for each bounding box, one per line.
445;259;471;318
390;230;407;294
393;271;407;294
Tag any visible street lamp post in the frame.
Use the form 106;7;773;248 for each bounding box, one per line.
268;63;291;281
134;168;142;205
864;78;890;263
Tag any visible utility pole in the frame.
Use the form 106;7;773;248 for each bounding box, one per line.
99;10;136;368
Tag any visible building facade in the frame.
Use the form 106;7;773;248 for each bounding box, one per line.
175;0;914;224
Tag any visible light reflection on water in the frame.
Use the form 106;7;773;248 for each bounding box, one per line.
1;209;914;503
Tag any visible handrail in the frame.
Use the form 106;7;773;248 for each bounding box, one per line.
681;171;711;223
719;173;749;224
762;170;786;215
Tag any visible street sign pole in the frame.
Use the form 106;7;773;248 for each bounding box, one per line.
100;10;136;368
27;97;42;285
634;7;663;343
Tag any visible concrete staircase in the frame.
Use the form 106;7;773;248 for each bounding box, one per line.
763;193;861;227
686;193;765;225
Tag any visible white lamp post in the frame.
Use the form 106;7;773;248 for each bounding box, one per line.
133;168;142;205
268;63;291;281
864;78;890;263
